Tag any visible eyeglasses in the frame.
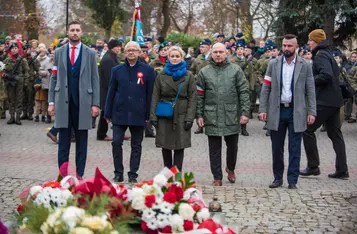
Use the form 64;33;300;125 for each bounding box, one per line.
125;49;139;53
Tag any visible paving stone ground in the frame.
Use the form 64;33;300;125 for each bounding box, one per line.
1;112;357;233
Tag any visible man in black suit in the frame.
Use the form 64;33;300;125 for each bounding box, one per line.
97;40;122;141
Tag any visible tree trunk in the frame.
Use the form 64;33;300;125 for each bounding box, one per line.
141;0;154;35
322;5;336;47
23;0;39;40
240;0;253;39
160;0;170;38
105;28;111;39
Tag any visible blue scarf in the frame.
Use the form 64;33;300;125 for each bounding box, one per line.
164;61;187;81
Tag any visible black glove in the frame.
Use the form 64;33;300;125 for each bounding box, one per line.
184;121;193;131
151;121;158;128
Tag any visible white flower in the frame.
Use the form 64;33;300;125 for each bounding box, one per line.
40;222;49;234
131;187;145;198
146;219;158;231
69;227;94;234
50;188;62;204
156;213;170;229
61;189;73;201
81;216;109;231
183;188;201;201
196;208;210;222
142;208;156;222
169;214;184;232
159;201;174;214
42;187;52;196
46;208;63;227
178;203;195;220
29;185;43;196
62;207;85;229
153;174;168;187
132;196;146;210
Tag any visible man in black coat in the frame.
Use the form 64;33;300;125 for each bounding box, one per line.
97;40;122;141
300;29;349;179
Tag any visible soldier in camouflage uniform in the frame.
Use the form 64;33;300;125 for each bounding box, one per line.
3;42;29;125
0;40;9;121
244;44;259;118
21;44;40;120
149;42;169;75
144;37;157;61
190;39;212;134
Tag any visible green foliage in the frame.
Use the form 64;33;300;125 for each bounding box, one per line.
165;32;203;48
16;204;50;234
56;32;67;39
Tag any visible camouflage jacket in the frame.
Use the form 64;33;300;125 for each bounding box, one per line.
3;55;29;86
26;56;40;82
190;54;211;75
149;58;166;75
254;55;270;85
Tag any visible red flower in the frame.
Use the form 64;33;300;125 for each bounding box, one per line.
163;192;177;203
184;220;194;231
145;195;156;208
160;226;172;233
16;204;24;214
141;221;149;232
43;181;61;188
192;203;201;212
169;184;184;201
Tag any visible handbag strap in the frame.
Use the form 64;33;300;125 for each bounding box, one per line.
173;82;183;107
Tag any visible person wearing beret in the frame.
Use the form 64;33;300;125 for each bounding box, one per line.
150;46;196;171
3;42;29;125
144;37;158;61
300;29;349;179
302;48;312;62
149;42;169;74
216;34;225;44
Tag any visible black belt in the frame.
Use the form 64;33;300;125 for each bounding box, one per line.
281;103;293;108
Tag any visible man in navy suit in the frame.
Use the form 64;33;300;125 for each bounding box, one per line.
104;41;155;183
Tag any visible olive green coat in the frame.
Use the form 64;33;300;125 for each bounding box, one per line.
148;50;158;61
190;54;210;75
150;71;196;150
3;55;29;86
254;55;270;85
196;59;250;136
149;58;165;75
230;56;258;90
27;57;40;82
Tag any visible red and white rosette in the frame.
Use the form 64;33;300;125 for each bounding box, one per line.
137;72;144;84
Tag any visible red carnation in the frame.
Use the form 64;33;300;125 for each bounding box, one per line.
163;192;177;203
161;226;172;233
141;221;149;232
184;220;194;231
169;184;184;201
16;204;24;214
192;203;201;212
145;194;156;208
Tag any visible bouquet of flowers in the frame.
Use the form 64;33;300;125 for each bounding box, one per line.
0;61;5;72
128;168;218;234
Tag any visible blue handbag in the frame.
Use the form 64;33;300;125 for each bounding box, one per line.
155;82;183;117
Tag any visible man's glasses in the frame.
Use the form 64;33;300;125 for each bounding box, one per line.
125;49;139;53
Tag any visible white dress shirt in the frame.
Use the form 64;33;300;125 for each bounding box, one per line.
281;56;296;104
68;42;82;64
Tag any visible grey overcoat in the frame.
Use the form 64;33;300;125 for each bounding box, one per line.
48;43;100;130
259;56;316;132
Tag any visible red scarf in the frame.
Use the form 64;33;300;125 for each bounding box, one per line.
159;55;166;63
17;39;23;56
8;51;17;61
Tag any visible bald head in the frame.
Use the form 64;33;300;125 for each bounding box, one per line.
212;43;227;63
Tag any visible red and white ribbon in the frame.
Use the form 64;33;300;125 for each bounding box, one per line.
52;66;58;75
264;75;271;85
196;85;205;95
137;72;144;84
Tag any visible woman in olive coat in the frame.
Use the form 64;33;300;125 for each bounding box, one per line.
150;46;196;171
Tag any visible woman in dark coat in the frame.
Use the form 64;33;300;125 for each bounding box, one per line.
150;46;196;171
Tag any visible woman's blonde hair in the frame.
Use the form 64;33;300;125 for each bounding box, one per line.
168;46;184;58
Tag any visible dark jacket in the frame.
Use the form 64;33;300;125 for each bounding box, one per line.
104;59;155;127
99;50;118;108
184;57;193;71
312;40;343;108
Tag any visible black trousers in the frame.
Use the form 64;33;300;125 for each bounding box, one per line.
162;148;184;171
303;106;348;173
112;125;144;179
208;134;239;180
97;110;109;139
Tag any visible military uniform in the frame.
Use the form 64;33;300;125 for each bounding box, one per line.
149;58;166;75
190;54;210;75
117;52;126;64
3;55;29;124
0;52;8;119
148;50;157;61
22;56;40;120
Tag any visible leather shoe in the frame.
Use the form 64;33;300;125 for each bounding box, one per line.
113;175;124;183
7;116;15;125
288;184;297;189
269;180;283;188
97;136;113;141
47;131;58;144
212;180;222;186
225;168;236;183
300;167;320;176
348;119;356;123
328;171;349;180
128;178;138;183
265;130;270;136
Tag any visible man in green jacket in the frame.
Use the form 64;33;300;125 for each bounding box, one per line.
196;43;250;186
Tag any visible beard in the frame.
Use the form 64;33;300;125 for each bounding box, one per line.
283;51;295;58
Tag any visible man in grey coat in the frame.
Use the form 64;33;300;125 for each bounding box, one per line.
48;21;100;179
259;34;316;189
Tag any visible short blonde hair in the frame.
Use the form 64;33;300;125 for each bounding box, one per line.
168;46;184;58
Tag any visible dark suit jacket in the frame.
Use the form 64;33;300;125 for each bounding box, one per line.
99;50;118;109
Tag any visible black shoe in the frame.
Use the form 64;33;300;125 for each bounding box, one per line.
288;184;297;189
263;123;267;130
128;178;138;183
269;180;283;188
113;175;124;183
7;116;15;125
34;116;39;122
300;167;321;176
348;119;356;123
328;171;349;180
320;125;326;132
15;116;22;125
265;130;270;136
46;116;52;124
194;128;203;134
20;114;28;120
145;134;155;138
241;125;249;136
41;116;46;122
28;115;33;121
249;111;253;119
